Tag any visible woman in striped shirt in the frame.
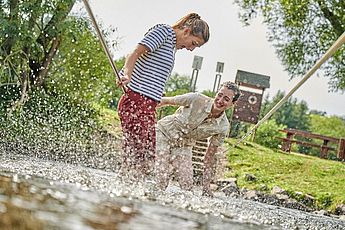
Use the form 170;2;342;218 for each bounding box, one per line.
118;13;210;176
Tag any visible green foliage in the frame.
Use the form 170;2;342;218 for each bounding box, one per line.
257;91;345;158
0;84;21;110
229;120;251;138
302;114;345;158
260;91;310;130
157;73;191;119
164;73;191;95
94;104;122;138
0;0;125;112
318;193;334;208
309;114;345;138
0;89;105;160
47;18;123;108
201;89;215;98
0;89;100;141
235;0;345;91
225;139;345;211
0;0;76;89
254;119;286;148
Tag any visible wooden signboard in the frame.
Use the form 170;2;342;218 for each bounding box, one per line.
235;70;270;89
232;69;270;124
232;90;263;124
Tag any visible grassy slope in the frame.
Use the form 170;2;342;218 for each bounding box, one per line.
224;139;345;210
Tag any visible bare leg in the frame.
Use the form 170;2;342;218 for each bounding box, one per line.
155;150;171;190
174;147;193;191
155;130;171;190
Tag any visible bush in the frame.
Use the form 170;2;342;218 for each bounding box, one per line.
0;89;102;156
254;119;286;149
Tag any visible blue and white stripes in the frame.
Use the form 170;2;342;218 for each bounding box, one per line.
126;24;176;102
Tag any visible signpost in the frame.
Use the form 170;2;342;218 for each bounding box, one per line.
190;56;203;92
212;62;224;94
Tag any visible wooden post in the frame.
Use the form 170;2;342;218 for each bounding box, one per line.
320;140;329;159
250;128;257;142
282;132;294;152
337;138;345;160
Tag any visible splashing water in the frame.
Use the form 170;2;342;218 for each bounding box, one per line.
0;151;344;229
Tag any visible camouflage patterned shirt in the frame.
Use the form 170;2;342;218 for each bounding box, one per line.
157;92;229;147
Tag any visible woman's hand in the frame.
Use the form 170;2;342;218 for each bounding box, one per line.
118;75;131;87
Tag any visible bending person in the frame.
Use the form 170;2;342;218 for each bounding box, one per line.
117;13;210;175
155;82;241;196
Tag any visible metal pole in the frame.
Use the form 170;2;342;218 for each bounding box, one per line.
216;74;222;91
190;69;199;92
82;0;125;92
213;74;221;94
225;31;345;153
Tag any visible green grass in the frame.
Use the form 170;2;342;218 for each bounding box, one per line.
224;138;345;211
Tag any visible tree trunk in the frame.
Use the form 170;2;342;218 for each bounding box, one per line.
30;0;75;87
36;36;62;87
316;0;344;37
8;70;29;113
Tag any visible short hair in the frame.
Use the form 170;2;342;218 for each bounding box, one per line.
219;81;241;102
172;13;210;43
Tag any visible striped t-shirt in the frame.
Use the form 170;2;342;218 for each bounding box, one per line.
122;24;176;102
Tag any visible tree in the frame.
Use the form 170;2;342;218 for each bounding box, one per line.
157;73;190;118
47;18;123;107
260;91;310;130
164;73;191;96
235;0;345;91
0;0;76;108
309;114;345;138
255;119;287;149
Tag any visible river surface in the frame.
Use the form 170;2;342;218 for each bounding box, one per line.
0;151;344;230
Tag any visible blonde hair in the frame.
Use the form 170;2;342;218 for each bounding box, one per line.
172;13;210;43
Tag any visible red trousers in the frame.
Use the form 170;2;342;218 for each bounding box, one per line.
118;89;158;170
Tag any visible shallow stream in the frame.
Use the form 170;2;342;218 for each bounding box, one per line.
0;152;344;229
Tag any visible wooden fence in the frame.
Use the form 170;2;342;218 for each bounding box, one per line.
276;128;345;160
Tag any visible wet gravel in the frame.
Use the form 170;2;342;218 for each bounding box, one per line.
0;151;344;229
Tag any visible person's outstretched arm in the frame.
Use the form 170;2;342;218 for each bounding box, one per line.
157;92;196;108
157;97;178;108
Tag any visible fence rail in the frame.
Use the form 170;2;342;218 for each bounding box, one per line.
277;128;345;160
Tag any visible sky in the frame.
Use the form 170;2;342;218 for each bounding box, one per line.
77;0;344;116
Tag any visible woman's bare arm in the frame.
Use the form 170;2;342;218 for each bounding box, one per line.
157;97;178;108
119;44;149;86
